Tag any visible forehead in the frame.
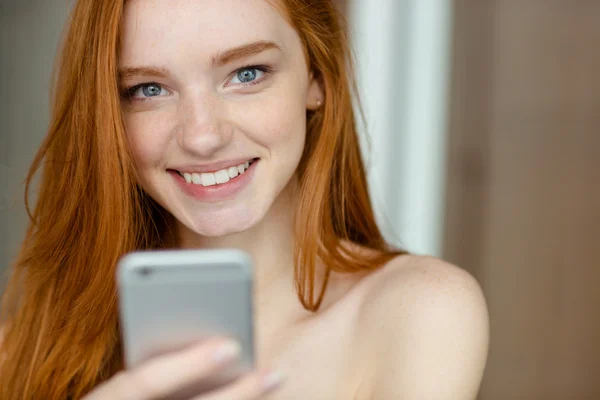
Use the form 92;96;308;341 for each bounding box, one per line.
120;0;294;63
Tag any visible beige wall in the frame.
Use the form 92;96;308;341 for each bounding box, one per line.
445;1;600;399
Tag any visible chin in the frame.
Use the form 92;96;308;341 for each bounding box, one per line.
181;208;264;238
188;222;251;237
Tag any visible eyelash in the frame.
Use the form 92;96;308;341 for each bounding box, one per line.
121;64;274;103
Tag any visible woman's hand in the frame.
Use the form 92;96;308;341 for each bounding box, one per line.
82;337;285;400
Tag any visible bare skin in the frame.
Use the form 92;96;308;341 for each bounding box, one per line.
256;255;489;400
255;261;379;399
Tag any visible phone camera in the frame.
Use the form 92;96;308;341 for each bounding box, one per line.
138;267;153;277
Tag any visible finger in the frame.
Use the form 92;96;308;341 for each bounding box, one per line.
194;369;286;400
108;338;241;400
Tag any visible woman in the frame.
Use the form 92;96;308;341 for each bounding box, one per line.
0;0;489;399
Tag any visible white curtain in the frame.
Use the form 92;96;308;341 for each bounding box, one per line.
349;0;454;257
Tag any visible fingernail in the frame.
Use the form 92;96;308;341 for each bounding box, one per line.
212;341;241;363
263;369;286;391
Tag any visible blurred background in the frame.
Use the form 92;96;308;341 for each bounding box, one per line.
1;0;599;398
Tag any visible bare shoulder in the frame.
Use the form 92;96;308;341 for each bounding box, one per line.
361;254;488;314
356;254;489;399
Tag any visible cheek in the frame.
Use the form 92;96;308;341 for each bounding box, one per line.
270;100;307;162
123;111;174;169
241;91;307;153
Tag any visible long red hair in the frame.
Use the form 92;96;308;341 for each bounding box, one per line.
0;0;405;398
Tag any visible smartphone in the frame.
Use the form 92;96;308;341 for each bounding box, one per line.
116;248;255;394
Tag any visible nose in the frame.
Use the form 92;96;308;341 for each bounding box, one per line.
177;91;233;157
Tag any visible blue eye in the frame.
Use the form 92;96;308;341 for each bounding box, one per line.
237;69;258;83
229;66;270;86
128;83;170;99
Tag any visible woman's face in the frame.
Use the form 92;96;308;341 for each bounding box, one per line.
119;0;322;237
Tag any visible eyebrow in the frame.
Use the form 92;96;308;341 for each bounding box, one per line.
118;40;282;82
211;40;281;68
119;66;169;82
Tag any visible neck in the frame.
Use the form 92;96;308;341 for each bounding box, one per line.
173;179;300;312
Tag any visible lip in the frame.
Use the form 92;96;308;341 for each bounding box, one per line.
170;158;257;174
170;159;258;203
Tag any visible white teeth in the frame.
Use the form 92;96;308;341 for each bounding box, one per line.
191;173;201;184
180;159;255;186
228;166;239;178
215;170;230;184
201;173;216;186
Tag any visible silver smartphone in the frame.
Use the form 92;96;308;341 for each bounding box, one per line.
116;248;255;393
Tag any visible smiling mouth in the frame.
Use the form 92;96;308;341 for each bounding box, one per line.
174;158;258;187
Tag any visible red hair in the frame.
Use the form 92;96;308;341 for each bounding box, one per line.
0;0;405;398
